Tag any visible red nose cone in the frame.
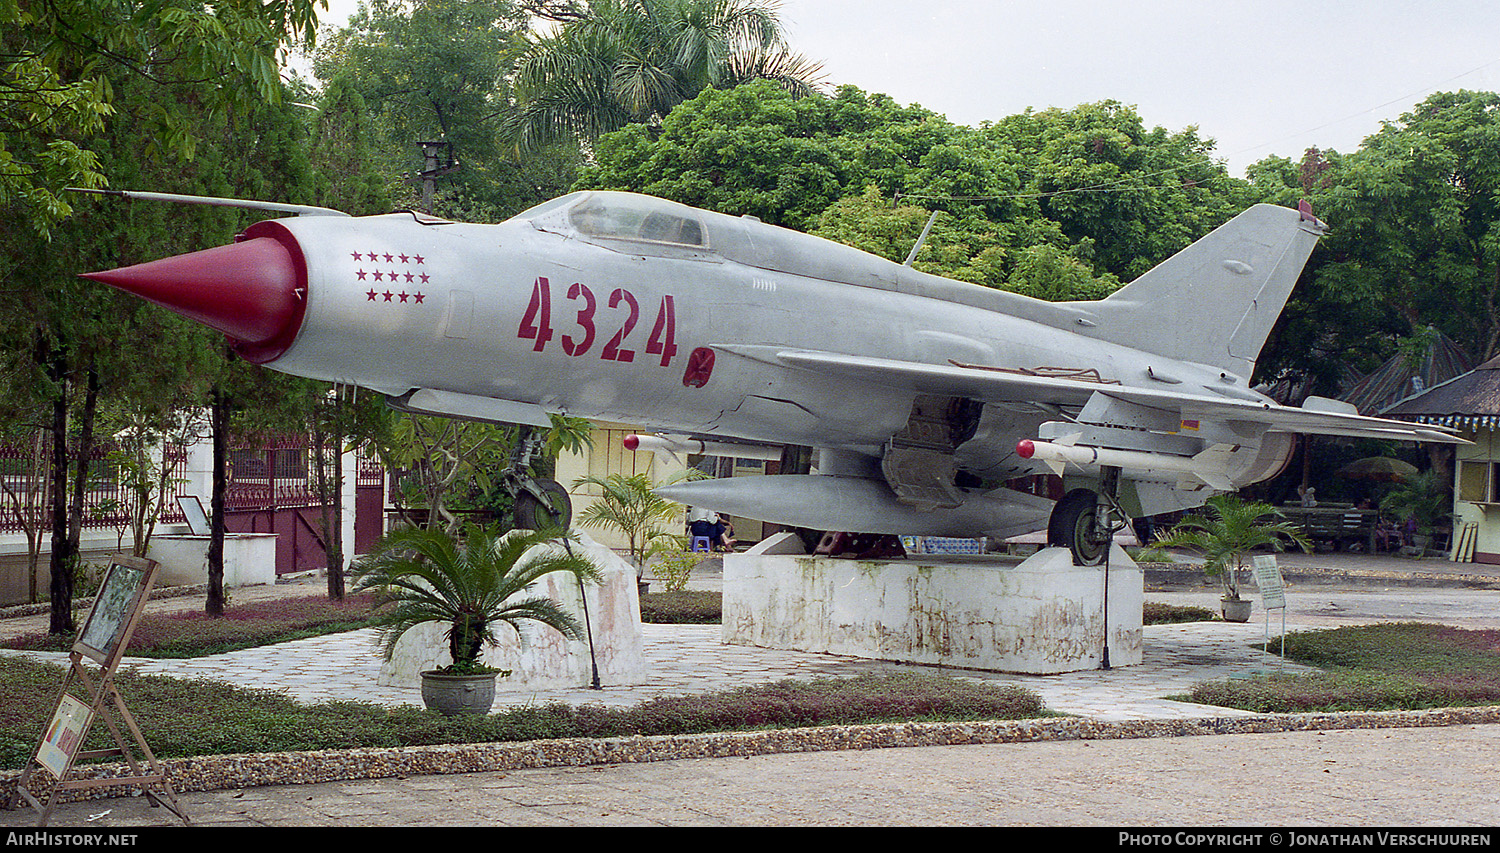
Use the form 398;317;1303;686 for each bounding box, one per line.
1016;439;1036;459
81;230;305;362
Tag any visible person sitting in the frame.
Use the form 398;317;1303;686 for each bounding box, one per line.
712;514;737;552
687;506;718;550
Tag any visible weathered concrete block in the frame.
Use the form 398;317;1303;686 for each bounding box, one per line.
722;545;1142;674
148;533;278;588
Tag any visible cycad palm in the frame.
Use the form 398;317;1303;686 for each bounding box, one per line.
1154;494;1311;600
353;525;602;669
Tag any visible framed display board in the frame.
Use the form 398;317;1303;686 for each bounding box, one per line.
35;694;93;779
74;556;155;667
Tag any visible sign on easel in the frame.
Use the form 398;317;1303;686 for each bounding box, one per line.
3;556;190;826
1252;554;1288;664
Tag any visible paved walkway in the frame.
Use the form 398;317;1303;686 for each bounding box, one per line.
2;552;1498;827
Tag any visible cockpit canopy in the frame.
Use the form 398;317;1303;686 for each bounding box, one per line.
513;191;708;249
569;195;706;247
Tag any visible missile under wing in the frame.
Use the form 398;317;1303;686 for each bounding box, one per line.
81;191;1461;564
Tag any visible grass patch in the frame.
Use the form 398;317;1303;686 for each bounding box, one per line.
1183;622;1500;713
0;593;381;658
0;658;1047;770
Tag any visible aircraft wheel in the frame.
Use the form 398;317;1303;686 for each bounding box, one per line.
514;479;572;531
1048;488;1109;566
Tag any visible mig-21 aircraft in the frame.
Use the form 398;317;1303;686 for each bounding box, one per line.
80;189;1462;565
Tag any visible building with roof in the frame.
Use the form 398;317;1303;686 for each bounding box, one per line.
1385;355;1500;563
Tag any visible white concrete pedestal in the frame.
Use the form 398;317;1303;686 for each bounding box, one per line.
722;542;1142;673
378;532;646;691
147;533;278;588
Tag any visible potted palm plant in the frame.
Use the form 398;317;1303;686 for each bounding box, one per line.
353;524;602;715
572;472;690;594
1153;494;1310;622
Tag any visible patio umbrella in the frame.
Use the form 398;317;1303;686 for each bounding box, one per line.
1336;457;1419;481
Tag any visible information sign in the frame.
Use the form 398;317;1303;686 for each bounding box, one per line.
1252;555;1286;610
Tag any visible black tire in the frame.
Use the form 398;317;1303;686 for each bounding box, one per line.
1048;488;1108;566
514;479;572;531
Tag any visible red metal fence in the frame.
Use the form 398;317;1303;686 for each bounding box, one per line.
1;433;387;575
0;435;190;536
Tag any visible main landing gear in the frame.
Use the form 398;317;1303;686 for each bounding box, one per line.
1046;467;1128;566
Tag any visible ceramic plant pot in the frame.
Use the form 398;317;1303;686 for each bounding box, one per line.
1220;597;1253;623
420;670;498;716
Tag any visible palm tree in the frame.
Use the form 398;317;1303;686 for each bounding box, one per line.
1153;494;1311;603
507;0;825;151
1380;469;1452;556
571;472;688;579
352;525;602;672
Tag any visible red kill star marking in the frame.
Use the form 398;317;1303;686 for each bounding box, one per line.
366;289;378;301
383;253;394;263
413;255;425;264
356;269;367;280
398;292;409;302
414;292;425;303
382;291;394;301
399;254;410;263
372;270;384;281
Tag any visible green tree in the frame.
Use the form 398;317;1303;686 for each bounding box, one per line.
1380;469;1452;557
313;0;577;218
988;100;1251;281
1251;91;1500;394
507;0;823;151
581;84;1240;298
571;472;687;581
2;0;322;232
577;82;950;229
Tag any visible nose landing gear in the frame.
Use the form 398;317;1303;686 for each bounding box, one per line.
505;427;573;531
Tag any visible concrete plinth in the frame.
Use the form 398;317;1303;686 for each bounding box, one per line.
147;533;278;588
722;543;1142;674
378;532;646;691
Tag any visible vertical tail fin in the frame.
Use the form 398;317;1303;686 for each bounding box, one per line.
1082;203;1326;378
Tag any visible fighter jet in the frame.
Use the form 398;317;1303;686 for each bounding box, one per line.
80;189;1461;565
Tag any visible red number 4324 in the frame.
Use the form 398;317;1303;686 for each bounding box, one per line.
518;277;678;367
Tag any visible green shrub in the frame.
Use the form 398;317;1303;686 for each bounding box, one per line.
652;551;701;593
639;590;721;623
1142;602;1217;624
1;593;381;657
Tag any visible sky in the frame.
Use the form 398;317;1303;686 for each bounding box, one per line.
298;0;1500;178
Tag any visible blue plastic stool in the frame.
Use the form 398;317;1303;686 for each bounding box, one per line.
691;536;712;552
